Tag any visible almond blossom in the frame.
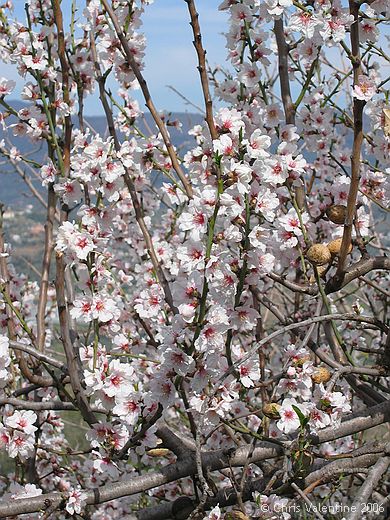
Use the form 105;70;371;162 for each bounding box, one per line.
353;75;377;101
65;486;88;516
244;130;271;159
0;77;16;97
7;430;36;459
277;398;308;434
11;483;42;500
5;410;37;436
0;0;388;516
237;62;261;88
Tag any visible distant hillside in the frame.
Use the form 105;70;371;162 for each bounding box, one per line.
0;101;204;207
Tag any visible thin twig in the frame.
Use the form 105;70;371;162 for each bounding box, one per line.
55;253;97;426
9;341;66;371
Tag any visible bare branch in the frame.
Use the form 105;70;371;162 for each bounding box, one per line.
0;442;281;518
156;425;195;458
305;452;386;489
0;398;106;413
9;340;67;371
0;398;77;411
36;184;56;352
270;257;390;296
184;0;219;140
221;313;388;384
315;399;390;444
52;0;72;176
291;482;326;520
2;400;390;518
274;19;295;125
328;256;390;293
0;210;51;387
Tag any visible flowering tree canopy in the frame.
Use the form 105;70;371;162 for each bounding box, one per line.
0;0;389;518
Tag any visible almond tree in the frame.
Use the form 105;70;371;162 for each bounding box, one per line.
0;0;389;518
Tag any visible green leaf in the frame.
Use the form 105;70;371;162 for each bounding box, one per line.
292;405;309;429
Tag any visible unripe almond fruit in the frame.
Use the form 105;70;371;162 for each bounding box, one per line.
306;244;332;266
311;367;331;384
327;238;352;256
262;402;281;419
326;204;347;225
146;448;170;457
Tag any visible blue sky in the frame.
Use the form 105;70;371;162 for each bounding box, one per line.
8;0;228;115
130;0;228;114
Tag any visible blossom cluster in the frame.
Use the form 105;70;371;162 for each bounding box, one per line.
0;410;37;459
0;0;388;518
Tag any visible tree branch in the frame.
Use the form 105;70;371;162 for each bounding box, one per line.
0;398;105;413
100;0;193;198
274;19;295;125
329;0;364;291
36;184;56;352
156;425;195;458
0;442;280;518
55;253;97;426
2;400;390;518
184;0;218;140
9;340;67;371
269;257;390;295
221;313;388;384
